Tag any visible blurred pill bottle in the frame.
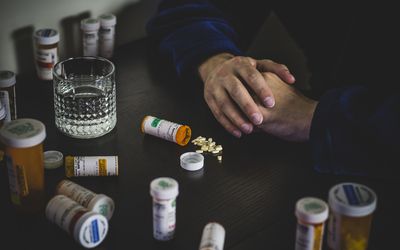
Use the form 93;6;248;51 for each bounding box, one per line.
199;222;226;250
99;13;116;58
327;182;377;250
56;179;115;220
81;18;100;56
0;118;46;213
64;155;119;177
141;115;191;146
0;101;6;128
46;194;108;248
294;197;329;250
150;177;179;241
33;29;59;80
0;70;17;121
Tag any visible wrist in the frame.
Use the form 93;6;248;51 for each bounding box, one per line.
198;53;235;82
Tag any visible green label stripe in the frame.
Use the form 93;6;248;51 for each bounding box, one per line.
151;118;161;128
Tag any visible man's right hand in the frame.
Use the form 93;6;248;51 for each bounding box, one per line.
198;53;295;138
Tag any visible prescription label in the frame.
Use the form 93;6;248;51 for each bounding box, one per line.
143;116;180;143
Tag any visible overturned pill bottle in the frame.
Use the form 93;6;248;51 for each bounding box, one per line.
0;70;17;121
0;118;46;213
64;155;119;177
81;18;100;56
294;197;329;250
327;182;377;250
150;177;179;241
99;13;116;58
56;179;115;220
141;115;191;146
46;194;108;249
199;222;226;250
33;28;59;80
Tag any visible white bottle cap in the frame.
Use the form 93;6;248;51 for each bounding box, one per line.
87;194;115;221
0;70;16;87
99;13;116;27
73;211;108;248
180;152;204;171
328;182;377;217
44;150;64;169
0;118;46;148
295;197;329;224
150;177;179;200
34;29;60;45
81;18;100;31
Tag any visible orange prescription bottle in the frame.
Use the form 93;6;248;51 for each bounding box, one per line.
295;197;329;250
0;118;46;213
327;182;377;250
64;155;119;177
141;115;191;146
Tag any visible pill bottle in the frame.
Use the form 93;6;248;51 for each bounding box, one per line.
0;101;6;128
199;222;226;250
0;70;17;121
0;118;46;213
141;115;191;146
327;182;377;250
81;18;100;56
46;194;108;248
294;197;329;250
56;179;115;220
150;177;179;241
99;13;116;59
64;155;119;177
33;29;59;80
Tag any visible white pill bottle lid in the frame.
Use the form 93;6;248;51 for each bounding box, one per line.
99;13;116;27
81;18;100;31
328;182;377;217
0;118;46;148
73;211;109;248
150;177;179;200
295;197;329;224
0;70;16;87
87;194;115;221
34;29;60;45
199;222;226;250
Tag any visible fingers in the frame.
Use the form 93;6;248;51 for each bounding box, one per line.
205;87;254;137
256;59;296;84
234;59;276;109
224;75;264;125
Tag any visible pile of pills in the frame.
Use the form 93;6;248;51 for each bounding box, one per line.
191;136;223;162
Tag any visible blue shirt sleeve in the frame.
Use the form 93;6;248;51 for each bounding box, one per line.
310;86;400;178
146;0;242;78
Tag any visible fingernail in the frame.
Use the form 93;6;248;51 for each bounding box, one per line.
240;123;253;134
289;74;296;82
251;113;263;125
232;130;242;138
263;97;275;108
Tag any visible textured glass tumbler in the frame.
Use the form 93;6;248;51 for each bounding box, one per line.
53;57;116;139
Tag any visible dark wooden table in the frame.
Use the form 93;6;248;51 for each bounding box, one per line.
1;38;398;250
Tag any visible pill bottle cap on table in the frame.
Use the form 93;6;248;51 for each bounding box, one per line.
180;152;204;171
44;150;64;169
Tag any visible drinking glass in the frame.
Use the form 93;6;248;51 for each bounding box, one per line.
53;57;116;139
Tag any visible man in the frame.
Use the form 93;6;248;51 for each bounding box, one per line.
146;0;400;177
